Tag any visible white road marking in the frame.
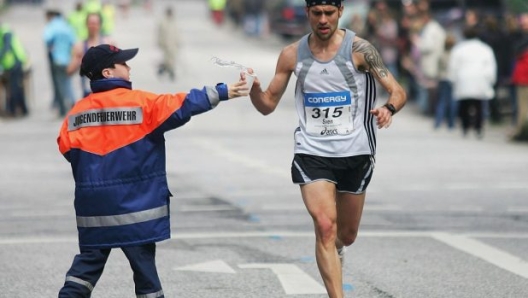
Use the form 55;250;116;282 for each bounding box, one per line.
506;207;528;213
2;231;528;281
464;233;528;239
174;260;236;274
239;263;326;295
432;232;528;279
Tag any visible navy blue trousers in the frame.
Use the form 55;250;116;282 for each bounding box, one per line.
58;243;164;297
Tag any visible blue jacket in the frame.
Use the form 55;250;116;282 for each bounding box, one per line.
57;79;227;249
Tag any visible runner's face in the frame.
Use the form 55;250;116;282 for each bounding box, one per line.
306;5;342;41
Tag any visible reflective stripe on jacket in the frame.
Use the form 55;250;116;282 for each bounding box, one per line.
57;85;218;249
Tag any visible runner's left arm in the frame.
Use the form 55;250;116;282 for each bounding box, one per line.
352;36;407;128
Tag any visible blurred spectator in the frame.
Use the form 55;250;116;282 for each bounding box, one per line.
67;12;114;97
67;1;87;40
226;0;244;26
398;0;420;101
208;0;227;26
464;9;481;32
365;0;385;40
118;0;131;19
412;10;446;115
347;13;367;37
434;33;456;130
242;0;266;37
84;0;102;14
503;13;520;126
372;1;399;79
416;0;430;14
448;25;497;139
43;9;76;117
156;6;179;81
404;19;429;112
480;14;506;123
101;0;116;36
0;23;28;117
143;0;153;14
511;13;528;141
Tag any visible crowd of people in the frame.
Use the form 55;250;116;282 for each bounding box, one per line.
209;0;270;37
357;0;528;141
44;0;117;118
0;0;158;119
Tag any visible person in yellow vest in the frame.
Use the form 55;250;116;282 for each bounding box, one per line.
0;24;28;117
84;0;102;14
67;2;88;40
208;0;226;25
101;0;116;36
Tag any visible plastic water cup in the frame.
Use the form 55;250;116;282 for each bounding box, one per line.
244;72;256;90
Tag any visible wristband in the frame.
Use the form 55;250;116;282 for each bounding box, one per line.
215;83;229;101
383;103;397;115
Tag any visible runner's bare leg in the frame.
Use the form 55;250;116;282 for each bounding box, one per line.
301;181;343;298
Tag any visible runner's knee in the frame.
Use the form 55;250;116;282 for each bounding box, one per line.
338;228;358;246
313;215;337;243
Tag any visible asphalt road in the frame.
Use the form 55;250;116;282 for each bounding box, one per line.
1;1;528;297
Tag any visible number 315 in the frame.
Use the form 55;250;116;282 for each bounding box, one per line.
311;107;343;119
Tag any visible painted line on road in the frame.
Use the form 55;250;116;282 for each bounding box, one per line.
506;207;528;214
239;263;326;295
432;232;528;279
175;260;236;274
464;233;528;239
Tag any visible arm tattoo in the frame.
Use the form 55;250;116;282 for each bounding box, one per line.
352;39;389;78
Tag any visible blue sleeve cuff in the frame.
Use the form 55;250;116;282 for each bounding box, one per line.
215;83;229;101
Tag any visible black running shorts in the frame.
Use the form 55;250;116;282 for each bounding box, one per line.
291;154;375;194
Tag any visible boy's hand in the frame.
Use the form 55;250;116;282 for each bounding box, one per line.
227;80;249;99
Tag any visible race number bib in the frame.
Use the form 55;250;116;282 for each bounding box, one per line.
304;91;354;136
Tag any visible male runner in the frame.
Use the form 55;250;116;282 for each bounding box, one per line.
247;1;407;296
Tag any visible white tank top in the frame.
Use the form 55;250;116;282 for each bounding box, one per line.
293;29;377;157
